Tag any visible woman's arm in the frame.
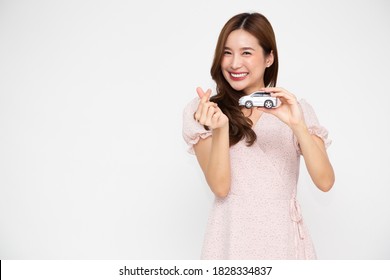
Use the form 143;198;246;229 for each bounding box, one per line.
193;87;231;198
292;123;335;192
259;87;335;192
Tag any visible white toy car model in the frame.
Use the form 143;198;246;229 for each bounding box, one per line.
238;91;277;109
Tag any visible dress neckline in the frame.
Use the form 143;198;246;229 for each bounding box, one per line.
241;108;265;129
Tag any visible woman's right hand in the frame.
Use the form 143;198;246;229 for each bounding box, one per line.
194;87;229;130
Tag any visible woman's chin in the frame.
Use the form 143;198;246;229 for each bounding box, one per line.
229;83;246;92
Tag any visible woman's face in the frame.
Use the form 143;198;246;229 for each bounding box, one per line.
221;29;273;95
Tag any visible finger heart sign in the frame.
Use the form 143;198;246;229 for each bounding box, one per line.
194;87;229;130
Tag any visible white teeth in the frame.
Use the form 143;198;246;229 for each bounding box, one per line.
231;73;248;78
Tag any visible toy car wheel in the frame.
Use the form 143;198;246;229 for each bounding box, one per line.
245;101;253;109
264;100;273;109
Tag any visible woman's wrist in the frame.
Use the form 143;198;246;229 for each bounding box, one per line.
291;121;309;141
213;122;229;134
211;123;229;144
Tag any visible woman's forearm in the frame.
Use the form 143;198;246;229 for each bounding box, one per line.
205;125;231;197
293;123;335;192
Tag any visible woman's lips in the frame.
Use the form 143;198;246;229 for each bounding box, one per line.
229;72;248;81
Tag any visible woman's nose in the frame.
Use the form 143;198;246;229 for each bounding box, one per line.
231;55;242;69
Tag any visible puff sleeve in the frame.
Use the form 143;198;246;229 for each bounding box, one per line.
295;99;332;154
182;97;213;154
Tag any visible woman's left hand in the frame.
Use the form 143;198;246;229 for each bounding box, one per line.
258;87;304;129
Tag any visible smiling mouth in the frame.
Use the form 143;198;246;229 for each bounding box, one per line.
230;72;248;78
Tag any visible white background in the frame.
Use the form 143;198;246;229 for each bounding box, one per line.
0;0;389;259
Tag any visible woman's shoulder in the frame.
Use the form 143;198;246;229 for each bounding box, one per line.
183;97;200;115
297;98;312;108
297;98;331;149
297;98;320;124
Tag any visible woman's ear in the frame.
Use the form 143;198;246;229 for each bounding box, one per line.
266;50;274;67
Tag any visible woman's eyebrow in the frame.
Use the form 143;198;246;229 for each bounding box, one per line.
224;46;256;51
241;47;255;51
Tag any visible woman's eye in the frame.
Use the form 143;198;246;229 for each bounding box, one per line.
243;51;251;55
224;51;232;55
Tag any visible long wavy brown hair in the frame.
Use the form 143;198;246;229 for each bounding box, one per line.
210;13;279;146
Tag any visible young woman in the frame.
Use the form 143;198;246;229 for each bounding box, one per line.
182;12;334;259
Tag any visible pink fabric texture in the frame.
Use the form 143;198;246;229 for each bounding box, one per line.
182;97;331;259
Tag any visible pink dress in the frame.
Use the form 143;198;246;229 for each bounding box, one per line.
182;97;331;260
